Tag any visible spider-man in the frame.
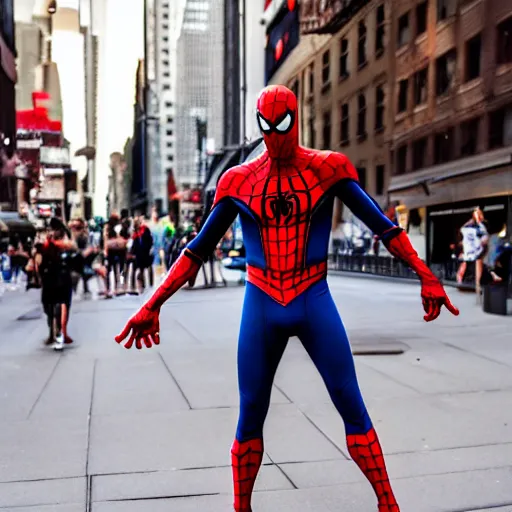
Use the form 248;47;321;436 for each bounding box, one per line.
116;85;459;511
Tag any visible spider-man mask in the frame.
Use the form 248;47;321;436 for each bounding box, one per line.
256;85;298;160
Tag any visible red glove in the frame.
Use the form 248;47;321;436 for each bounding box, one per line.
384;230;459;322
115;249;202;349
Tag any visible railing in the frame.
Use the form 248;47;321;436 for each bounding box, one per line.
328;253;511;295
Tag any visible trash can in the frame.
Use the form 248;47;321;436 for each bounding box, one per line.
483;283;508;315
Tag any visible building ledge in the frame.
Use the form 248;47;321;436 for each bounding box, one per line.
389;146;512;192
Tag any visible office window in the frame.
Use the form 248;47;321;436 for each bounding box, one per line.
167;155;174;161
437;0;456;21
165;101;173;108
322;111;332;149
460;117;480;156
166;116;173;124
436;49;456;96
322;50;331;87
398;79;408;113
358;20;367;67
162;59;170;67
166;129;173;136
396;145;408;174
414;67;428;105
398;12;410;47
357;168;367;189
416;2;428;36
497;17;512;64
434;128;454;164
166;141;173;148
163;13;169;19
309;116;316;147
340;103;349;143
375;85;385;132
489;109;505;149
163;72;170;78
340;38;349;78
375;4;385;55
357;93;367;139
163;84;170;90
376;165;385;195
412;137;428;170
465;34;482;81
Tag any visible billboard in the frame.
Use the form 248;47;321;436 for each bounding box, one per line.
265;0;300;84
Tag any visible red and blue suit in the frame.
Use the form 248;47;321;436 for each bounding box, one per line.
116;86;459;512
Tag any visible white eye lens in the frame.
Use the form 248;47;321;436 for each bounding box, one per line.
276;113;292;132
258;114;271;132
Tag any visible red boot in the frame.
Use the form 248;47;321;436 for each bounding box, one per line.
231;438;264;512
347;428;400;512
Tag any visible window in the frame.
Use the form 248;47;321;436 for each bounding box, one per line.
412;137;428;170
163;13;169;19
436;49;456;96
465;34;481;81
437;0;456;21
163;84;170;90
308;64;314;95
357;93;367;139
398;79;408;113
375;85;385;132
340;103;349;143
398;12;410;47
434;128;454;164
357;168;367;189
396;145;408;174
322;111;332;149
167;155;174;161
375;4;385;56
165;101;173;108
166;116;173;123
340;38;349;78
489;109;505;149
460;117;480;156
166;141;173;148
291;79;299;99
358;21;367;67
416;2;427;37
162;24;169;31
162;60;170;67
322;50;331;89
309;116;316;147
414;67;428;106
163;36;169;42
497;17;512;64
376;165;385;195
163;72;170;78
166;129;173;136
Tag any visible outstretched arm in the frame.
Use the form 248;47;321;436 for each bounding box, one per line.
115;198;239;349
335;178;459;321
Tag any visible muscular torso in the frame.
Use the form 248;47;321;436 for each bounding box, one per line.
215;147;353;305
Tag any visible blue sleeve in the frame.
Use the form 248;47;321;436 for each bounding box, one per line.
335;179;397;236
187;198;239;260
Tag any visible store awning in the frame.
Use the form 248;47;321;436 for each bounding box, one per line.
204;148;240;192
388;147;512;209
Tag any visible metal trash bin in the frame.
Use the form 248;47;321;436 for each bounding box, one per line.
483;283;508;316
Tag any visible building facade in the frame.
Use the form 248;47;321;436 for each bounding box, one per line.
0;0;17;210
174;0;224;189
387;0;512;271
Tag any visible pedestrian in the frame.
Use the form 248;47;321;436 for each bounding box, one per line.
131;216;154;293
37;218;77;349
103;214;127;298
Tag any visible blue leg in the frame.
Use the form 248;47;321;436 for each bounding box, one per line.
298;284;372;435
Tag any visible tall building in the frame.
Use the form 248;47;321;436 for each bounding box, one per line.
0;0;17;210
386;0;512;272
174;0;224;189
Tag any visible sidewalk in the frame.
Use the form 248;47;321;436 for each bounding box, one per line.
0;276;511;511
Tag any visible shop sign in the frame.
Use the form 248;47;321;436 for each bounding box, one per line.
17;139;42;149
38;177;64;201
40;146;70;166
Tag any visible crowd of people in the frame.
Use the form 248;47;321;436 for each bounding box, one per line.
0;206;228;350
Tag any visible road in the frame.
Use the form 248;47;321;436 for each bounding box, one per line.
0;275;511;512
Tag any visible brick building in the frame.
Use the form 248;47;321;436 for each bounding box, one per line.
387;0;512;268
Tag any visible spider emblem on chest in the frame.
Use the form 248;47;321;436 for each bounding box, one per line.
263;190;301;224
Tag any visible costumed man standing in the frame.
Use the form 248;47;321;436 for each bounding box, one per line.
116;86;459;512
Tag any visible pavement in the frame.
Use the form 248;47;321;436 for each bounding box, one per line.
0;273;511;512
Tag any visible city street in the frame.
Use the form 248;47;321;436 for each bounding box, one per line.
0;275;511;512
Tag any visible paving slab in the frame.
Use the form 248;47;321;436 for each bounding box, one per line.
92;355;189;416
92;464;292;502
0;355;59;421
159;347;289;409
0;477;86;509
88;408;243;475
0;418;88;482
30;356;95;420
